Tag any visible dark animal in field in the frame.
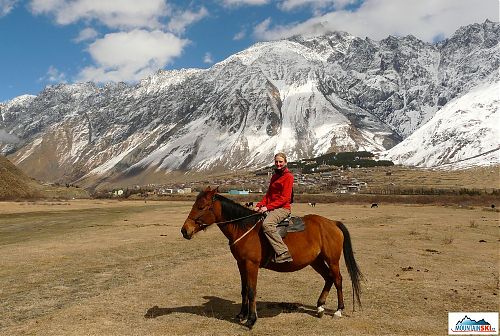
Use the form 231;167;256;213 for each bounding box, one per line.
371;203;378;208
308;202;316;207
491;204;496;209
245;202;254;207
181;187;363;329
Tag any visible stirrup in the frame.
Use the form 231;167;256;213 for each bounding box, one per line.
274;251;293;263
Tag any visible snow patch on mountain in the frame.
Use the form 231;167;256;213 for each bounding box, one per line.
137;68;202;95
1;94;36;108
223;39;327;68
382;78;499;167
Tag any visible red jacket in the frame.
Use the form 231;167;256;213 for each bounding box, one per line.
256;167;294;211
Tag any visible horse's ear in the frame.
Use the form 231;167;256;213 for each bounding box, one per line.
214;186;219;193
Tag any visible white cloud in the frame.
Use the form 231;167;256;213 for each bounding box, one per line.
73;27;98;42
0;0;17;17
203;52;213;64
167;7;208;35
278;0;354;11
254;17;272;38
44;65;67;83
233;29;246;40
27;1;211;86
221;0;269;7
77;29;188;83
29;0;169;29
256;0;499;42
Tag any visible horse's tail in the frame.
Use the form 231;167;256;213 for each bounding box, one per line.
336;221;363;310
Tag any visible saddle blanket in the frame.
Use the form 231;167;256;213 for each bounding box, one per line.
276;216;305;237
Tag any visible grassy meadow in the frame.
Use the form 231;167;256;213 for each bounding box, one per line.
0;199;498;335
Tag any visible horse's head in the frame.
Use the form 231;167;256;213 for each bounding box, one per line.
181;186;220;239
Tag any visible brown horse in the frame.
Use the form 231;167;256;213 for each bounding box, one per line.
181;187;362;329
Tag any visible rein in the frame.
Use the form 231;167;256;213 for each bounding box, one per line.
230;222;258;246
193;207;264;246
218;213;264;246
215;213;263;226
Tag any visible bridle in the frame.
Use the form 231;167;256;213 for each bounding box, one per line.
189;195;264;245
192;211;263;229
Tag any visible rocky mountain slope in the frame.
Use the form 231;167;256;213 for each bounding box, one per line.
0;155;40;199
382;76;499;168
0;155;88;199
0;20;498;188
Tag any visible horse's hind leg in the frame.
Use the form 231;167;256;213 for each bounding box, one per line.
330;262;344;317
310;258;333;318
312;257;345;317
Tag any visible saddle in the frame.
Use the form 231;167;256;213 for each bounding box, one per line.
276;215;305;238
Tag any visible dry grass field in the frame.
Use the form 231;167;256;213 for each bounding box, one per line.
0;199;498;336
348;165;500;191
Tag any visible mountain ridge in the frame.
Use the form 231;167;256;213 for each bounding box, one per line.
0;20;498;188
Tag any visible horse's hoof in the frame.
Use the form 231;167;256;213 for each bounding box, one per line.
243;322;254;330
236;314;245;323
317;306;325;318
244;319;256;329
333;309;343;318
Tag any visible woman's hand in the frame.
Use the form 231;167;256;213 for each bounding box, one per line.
257;206;268;213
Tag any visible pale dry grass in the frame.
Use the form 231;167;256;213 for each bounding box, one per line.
353;165;500;191
0;200;498;336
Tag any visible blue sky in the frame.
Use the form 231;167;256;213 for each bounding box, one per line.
0;0;497;102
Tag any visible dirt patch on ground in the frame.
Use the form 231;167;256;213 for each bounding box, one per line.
0;200;498;335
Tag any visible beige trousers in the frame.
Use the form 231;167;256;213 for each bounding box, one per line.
262;208;291;255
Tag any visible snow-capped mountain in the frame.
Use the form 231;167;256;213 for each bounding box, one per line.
382;75;499;168
0;20;498;187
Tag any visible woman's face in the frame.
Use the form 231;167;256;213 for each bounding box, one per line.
274;156;286;170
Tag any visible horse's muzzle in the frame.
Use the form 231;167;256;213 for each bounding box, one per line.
181;227;192;240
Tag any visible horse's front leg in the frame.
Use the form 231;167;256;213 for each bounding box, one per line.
242;260;259;329
236;261;248;322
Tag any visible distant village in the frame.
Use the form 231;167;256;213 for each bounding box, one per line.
108;151;394;198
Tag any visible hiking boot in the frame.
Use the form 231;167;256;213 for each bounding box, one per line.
274;251;293;263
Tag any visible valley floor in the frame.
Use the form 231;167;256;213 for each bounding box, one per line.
0;200;498;335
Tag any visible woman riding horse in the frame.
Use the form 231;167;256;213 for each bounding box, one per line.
255;152;294;263
181;187;363;329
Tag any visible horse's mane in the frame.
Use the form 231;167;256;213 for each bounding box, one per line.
213;194;261;229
